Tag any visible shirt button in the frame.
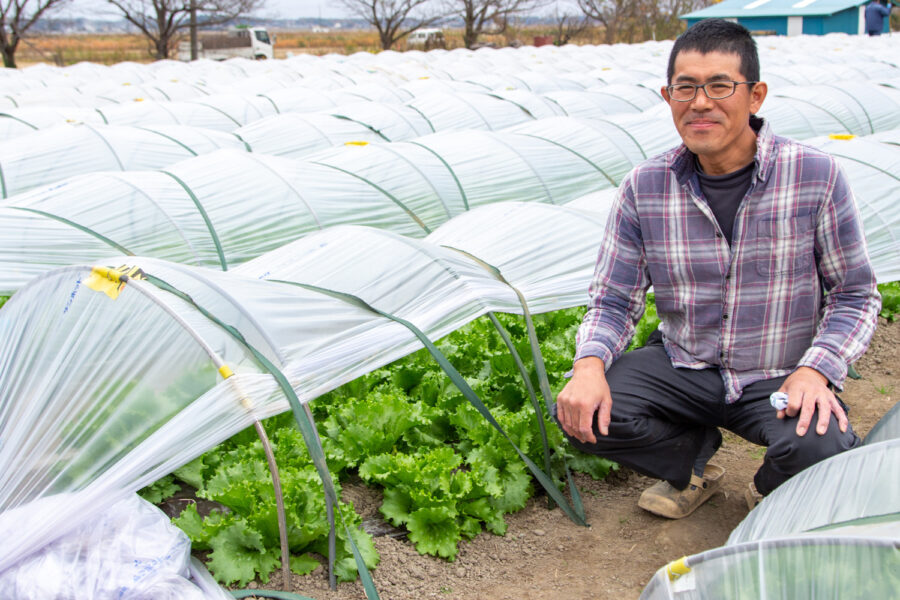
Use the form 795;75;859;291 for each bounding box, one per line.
723;314;729;320
719;352;725;358
716;232;723;238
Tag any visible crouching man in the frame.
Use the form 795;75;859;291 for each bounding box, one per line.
554;19;880;518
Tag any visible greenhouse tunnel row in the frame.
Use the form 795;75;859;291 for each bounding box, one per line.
4;77;900;198
0;200;611;574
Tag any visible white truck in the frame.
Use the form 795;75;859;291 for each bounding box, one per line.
177;27;274;61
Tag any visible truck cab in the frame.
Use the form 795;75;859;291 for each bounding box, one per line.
406;28;446;50
178;27;275;61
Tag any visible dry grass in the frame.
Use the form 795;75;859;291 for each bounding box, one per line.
13;25;612;67
17;34;157;66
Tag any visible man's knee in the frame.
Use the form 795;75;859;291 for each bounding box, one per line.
764;418;860;477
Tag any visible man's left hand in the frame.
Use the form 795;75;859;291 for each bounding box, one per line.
777;366;848;437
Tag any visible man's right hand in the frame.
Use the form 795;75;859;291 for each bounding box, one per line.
555;356;612;444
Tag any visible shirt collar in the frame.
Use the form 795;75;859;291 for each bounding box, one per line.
672;116;775;185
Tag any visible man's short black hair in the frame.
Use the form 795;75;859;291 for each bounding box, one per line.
666;19;760;85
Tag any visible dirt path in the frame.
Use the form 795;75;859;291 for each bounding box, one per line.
253;318;898;600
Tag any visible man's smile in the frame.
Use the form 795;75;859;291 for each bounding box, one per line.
685;118;720;129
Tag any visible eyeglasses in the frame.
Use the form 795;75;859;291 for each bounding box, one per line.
666;81;757;102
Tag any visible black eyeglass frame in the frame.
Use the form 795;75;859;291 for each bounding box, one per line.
665;80;758;102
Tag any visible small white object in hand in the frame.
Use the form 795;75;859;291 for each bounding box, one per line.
770;391;789;411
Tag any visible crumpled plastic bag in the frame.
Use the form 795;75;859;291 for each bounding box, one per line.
0;494;231;600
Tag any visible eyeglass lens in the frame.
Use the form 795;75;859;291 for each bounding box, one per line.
669;81;737;101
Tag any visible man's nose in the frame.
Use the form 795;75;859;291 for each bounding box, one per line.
690;87;714;109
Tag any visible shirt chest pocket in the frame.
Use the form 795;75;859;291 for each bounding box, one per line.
755;215;816;277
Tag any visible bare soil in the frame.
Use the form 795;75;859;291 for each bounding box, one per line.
247;319;899;600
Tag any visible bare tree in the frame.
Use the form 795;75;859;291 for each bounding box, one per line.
340;0;444;50
641;0;707;40
577;0;638;44
579;0;710;44
446;0;545;49
1;0;68;68
552;6;588;45
105;0;262;60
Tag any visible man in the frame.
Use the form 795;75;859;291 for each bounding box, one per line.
865;0;891;36
555;19;880;519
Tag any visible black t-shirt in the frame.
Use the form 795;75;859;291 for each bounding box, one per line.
696;159;755;246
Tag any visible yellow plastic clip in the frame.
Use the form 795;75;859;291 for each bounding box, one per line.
828;134;855;140
666;557;691;581
85;264;145;300
344;141;369;146
219;365;234;379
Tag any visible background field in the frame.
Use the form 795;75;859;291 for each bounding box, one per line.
14;26;619;67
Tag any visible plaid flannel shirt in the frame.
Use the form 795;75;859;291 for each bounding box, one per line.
575;119;881;402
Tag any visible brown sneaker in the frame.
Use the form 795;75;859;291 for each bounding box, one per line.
637;464;725;519
745;481;763;511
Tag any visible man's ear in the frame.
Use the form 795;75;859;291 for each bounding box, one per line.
661;85;671;103
749;81;767;113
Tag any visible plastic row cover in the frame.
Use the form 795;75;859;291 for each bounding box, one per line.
865;401;900;446
764;83;900;139
0;123;247;198
804;136;900;283
727;439;900;544
641;528;900;600
642;407;900;598
0;125;627;294
235;101;436;158
5;34;899;104
0;200;608;576
0;83;667;195
94;94;279;130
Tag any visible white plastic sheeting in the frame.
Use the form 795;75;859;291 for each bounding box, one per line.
541;89;647;119
0;107;108;140
727;439;900;544
234;102;435;157
804;135;900;283
0;494;231;600
0;126;632;294
96;94;278;130
641;400;900;599
405;91;536;131
765;83;900;138
865;402;900;445
0;200;608;577
508;115;680;185
641;529;900;600
0;123;247;197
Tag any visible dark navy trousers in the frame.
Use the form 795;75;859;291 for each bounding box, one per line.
555;331;861;495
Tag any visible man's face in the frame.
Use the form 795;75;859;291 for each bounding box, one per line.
661;50;767;173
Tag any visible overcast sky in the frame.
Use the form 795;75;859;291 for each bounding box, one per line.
55;0;351;20
56;0;574;21
262;0;349;19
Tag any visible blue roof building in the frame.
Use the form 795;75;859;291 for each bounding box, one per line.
681;0;890;36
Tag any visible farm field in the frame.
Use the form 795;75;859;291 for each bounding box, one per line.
13;27;601;66
1;31;899;600
256;318;900;600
